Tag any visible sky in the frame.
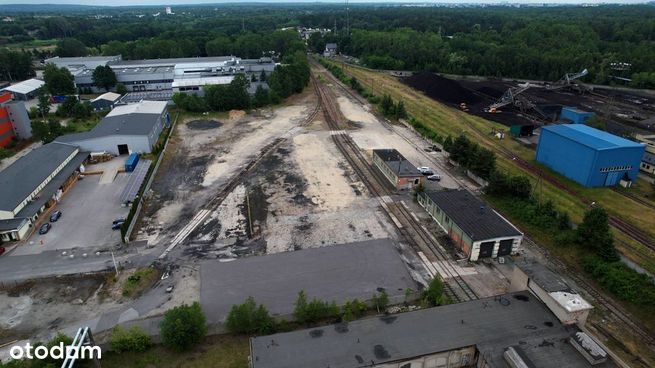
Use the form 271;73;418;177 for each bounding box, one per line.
0;0;648;6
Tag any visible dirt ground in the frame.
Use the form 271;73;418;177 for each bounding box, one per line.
0;275;121;343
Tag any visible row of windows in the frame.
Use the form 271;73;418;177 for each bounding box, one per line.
600;165;633;173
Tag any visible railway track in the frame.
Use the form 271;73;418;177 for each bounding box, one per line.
159;86;321;259
313;71;478;303
332;60;655;253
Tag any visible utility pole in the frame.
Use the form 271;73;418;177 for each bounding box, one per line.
346;0;350;35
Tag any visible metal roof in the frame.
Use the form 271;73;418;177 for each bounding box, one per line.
106;100;167;117
373;149;422;177
250;291;615;368
172;76;234;88
110;56;235;68
56;113;162;143
541;124;644;150
0;218;28;232
2;78;44;95
0;142;79;212
516;261;570;292
422;190;522;241
92;92;121;103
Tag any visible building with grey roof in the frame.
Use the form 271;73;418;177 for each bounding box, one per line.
510;261;593;326
55;100;169;155
0;142;87;241
250;291;615;368
640;151;655;175
418;189;523;261
47;55;275;95
372;149;425;191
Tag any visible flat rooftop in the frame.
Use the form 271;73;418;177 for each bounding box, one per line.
2;78;45;95
0;142;79;212
423;189;522;241
542;124;645;150
373;148;422;177
199;238;417;325
250;291;615;368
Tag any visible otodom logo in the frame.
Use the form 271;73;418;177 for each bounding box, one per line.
9;342;102;361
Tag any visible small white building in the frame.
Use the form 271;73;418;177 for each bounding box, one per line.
510;261;593;326
324;43;337;57
2;78;45;100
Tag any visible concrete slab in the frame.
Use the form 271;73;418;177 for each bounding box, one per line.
200;238;417;324
14;173;130;256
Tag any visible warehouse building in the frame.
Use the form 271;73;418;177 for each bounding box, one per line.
418;189;523;261
372;149;425;191
1;78;45;100
510;261;593;326
559;106;593;124
55;100;169;155
90;92;122;111
46;55;275;94
0;142;87;241
250;291;614;368
536;124;645;187
640;151;655;175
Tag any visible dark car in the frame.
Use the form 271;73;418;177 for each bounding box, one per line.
0;246;5;256
39;223;52;235
112;217;126;225
111;221;124;230
49;210;62;222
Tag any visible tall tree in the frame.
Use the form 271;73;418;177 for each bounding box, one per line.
576;207;619;262
55;38;88;57
92;65;117;91
43;64;75;95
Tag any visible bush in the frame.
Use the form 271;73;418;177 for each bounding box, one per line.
293;290;339;325
371;291;389;312
582;256;655;307
110;326;152;353
423;277;444;306
341;299;367;321
160;302;207;352
122;268;158;297
226;296;275;335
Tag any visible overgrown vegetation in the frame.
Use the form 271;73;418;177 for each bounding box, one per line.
226;297;275;335
122;268;159;298
111;326;152;353
160;302;208;352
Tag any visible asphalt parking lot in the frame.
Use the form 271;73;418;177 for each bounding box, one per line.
13;172;130;256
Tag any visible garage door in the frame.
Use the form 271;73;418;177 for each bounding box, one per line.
479;241;494;258
497;239;514;256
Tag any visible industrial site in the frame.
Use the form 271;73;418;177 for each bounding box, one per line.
0;3;654;368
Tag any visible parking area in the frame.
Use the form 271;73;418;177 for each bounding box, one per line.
13;166;130;256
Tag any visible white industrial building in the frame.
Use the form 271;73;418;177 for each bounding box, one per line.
1;78;45;100
46;55;275;95
0;142;87;241
55;100;170;155
510;261;593;326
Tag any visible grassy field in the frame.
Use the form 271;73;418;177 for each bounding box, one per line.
337;62;655;271
101;335;249;368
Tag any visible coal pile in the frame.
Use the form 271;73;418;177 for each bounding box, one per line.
403;72;481;105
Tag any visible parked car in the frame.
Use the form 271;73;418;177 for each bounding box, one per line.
39;223;51;235
431;145;443;152
111;220;125;230
112;217;126;225
0;246;5;256
49;210;62;222
427;174;442;181
165;285;174;293
417;166;434;175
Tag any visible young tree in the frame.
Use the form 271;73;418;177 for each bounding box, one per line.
293;290;309;324
36;89;50;118
116;83;128;95
423;277;444;307
380;94;394;117
394;100;407;119
576;207;619;262
57;95;78;117
92;65;117;91
160;302;207;352
372;290;389;313
43;64;75;95
226;297;275;335
253;85;270;108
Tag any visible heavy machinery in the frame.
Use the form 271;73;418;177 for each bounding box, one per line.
547;69;591;93
487;83;532;113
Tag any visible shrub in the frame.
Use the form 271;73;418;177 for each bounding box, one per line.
423;277;444;306
160;302;207;352
226;297;275;335
122;268;158;297
110;326;152;353
293;290;339;325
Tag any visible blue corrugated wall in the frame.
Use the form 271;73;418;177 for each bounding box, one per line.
560;107;593;124
536;128;644;187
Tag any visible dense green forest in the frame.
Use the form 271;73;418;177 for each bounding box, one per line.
0;4;654;87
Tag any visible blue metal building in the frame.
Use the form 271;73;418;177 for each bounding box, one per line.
559;106;593;124
536;124;645;187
